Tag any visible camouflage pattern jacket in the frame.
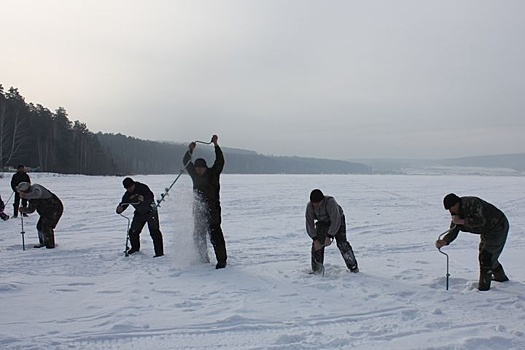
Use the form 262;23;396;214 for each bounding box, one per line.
442;196;506;244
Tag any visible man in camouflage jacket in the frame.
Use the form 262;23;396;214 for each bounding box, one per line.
436;193;509;291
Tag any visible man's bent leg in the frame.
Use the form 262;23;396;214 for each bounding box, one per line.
128;214;147;254
311;243;325;274
334;225;358;272
44;228;55;248
478;250;493;291
147;212;164;257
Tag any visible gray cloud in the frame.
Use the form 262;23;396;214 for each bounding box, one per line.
2;0;524;160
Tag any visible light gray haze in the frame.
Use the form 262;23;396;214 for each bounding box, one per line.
1;1;524;160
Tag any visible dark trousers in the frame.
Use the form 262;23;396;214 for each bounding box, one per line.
35;198;63;248
478;216;509;270
129;210;164;256
210;223;227;263
13;193;28;215
193;201;227;264
311;216;357;271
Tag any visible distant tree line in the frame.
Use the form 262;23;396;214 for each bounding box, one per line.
0;85;117;174
96;133;187;174
1;84;371;175
97;133;372;175
438;154;525;172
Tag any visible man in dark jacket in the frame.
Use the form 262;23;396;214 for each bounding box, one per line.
16;182;63;249
116;177;164;257
436;193;510;291
11;165;31;218
183;134;227;269
306;189;359;274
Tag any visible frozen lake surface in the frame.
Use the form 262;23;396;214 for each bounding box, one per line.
1;173;524;349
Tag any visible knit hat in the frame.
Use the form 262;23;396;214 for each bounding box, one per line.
310;189;324;203
122;177;135;189
16;182;31;192
443;193;460;210
194;158;207;167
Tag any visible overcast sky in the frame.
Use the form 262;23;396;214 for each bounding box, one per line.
1;0;524;160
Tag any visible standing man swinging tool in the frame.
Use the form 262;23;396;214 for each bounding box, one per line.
436;193;510;291
183;134;228;269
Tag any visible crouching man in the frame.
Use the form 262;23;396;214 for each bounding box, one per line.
16;182;63;249
306;189;359;274
436;193;510;291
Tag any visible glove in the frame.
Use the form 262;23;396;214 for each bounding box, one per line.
313;236;332;251
313;239;323;251
435;239;448;249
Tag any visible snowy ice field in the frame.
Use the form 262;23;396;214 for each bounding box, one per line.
1;172;524;350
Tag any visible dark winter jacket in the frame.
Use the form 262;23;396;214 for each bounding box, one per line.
305;196;344;240
119;182;156;215
442;196;507;244
11;171;31;192
183;145;224;224
184;146;224;204
21;184;63;224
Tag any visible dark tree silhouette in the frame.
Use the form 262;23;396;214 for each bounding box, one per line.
1;84;371;175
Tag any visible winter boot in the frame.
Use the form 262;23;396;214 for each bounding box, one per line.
45;229;55;249
13;205;18;218
311;245;325;274
127;230;140;254
478;250;493;291
478;267;492;291
492;264;509;282
126;247;139;255
152;231;164;257
214;245;227;269
338;242;359;273
34;230;46;248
